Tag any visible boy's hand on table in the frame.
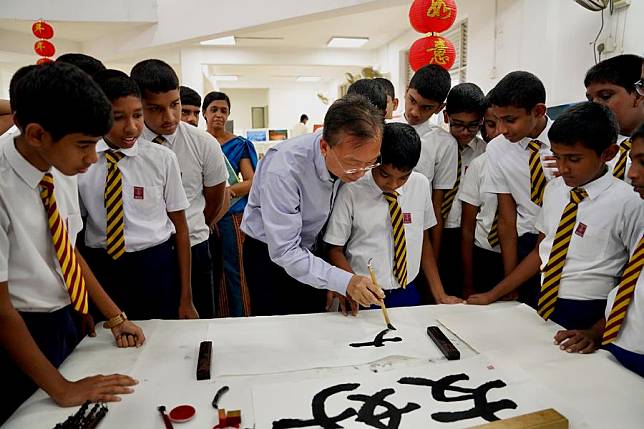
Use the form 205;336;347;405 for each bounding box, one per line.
111;320;145;348
52;374;139;407
466;292;495;305
553;329;599;354
437;294;465;304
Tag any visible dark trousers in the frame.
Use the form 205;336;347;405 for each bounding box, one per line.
192;239;215;319
472;245;504;294
370;280;421;309
439;227;463;297
0;306;80;424
517;232;540;308
605;344;644;378
83;239;180;320
550;298;607;330
243;236;326;316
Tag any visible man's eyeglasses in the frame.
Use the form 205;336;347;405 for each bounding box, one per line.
329;148;380;175
449;122;482;133
635;79;643;96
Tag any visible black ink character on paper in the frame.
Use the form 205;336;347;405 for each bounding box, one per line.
398;373;517;423
349;329;402;348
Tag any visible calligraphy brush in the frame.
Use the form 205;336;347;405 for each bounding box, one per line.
367;258;396;330
158;405;174;429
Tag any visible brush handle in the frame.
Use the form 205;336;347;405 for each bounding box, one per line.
368;264;392;328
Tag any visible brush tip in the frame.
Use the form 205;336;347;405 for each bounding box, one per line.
387;324;396;330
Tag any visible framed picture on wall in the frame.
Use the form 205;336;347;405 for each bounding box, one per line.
246;129;268;142
268;129;288;141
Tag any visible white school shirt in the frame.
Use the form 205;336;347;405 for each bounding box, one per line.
458;153;500;253
606;134;632;185
483;119;555;236
534;172;644;300
407;117;459;191
78;138;189;252
323;171;436;290
142;122;228;246
605;267;644;354
0;133;81;312
445;136;487;229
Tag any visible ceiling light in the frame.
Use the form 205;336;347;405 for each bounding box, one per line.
212;75;238;81
296;76;322;82
327;37;369;48
200;36;236;46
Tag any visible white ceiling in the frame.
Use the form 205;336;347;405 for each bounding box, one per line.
0;19;151;42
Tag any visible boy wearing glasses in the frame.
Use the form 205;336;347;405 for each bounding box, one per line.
325;123;462;315
439;83;488;297
585;54;644;184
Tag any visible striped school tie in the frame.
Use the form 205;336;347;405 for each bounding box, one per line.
104;150;126;260
537;187;588;320
152;135;166;145
39;173;89;314
612;138;632;181
441;147;462;219
487;209;500;247
384;191;408;288
602;237;644;345
528;140;546;206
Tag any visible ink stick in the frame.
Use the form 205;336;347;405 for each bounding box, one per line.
427;326;460;360
196;341;212;380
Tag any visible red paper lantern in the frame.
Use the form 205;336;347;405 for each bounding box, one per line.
34;40;56;57
36;57;53;65
32;20;54;39
409;35;456;71
409;0;458;34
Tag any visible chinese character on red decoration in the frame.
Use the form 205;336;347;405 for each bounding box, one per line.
409;35;456;71
32;20;54;39
409;0;458;34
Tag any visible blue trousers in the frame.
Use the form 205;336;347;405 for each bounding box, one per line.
0;305;80;424
604;344;644;378
371;281;421;309
549;298;607;330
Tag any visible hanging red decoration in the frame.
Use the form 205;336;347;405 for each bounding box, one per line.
34;40;56;57
32;20;54;39
408;0;458;34
409;35;456;72
36;57;53;65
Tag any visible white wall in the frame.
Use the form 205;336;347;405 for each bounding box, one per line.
377;0;643;108
267;84;336;131
216;88;269;132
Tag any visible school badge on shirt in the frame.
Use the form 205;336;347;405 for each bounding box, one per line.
403;213;412;224
133;186;144;200
575;222;587;237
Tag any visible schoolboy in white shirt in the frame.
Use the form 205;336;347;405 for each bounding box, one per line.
0;62;144;424
78;70;196;321
131;59;229;319
324;122;462;314
469;103;643;335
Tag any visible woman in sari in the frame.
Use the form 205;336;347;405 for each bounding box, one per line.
203;91;258;316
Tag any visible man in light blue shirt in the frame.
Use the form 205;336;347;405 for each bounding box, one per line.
241;95;386;315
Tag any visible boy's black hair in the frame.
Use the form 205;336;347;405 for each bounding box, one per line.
300;114;309;122
347;79;387;115
13;62;112;141
56;53;106;77
445;82;486;116
487;71;546;112
202;91;231;113
9;64;37;112
584;54;643;93
380;122;421;172
408;64;451;103
631;122;644;142
93;69;141;103
130;59;179;95
548;101;618;155
374;77;395;99
323;94;383;147
180;85;201;107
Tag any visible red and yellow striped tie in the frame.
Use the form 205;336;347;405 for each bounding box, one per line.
384;191;408;288
537;187;588;320
528;140;546;206
105;150;126;260
39;173;88;314
487;209;500;248
441;147;462;219
602;237;644;345
612;138;632;181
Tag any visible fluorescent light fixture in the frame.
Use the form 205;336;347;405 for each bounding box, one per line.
296;76;322;82
211;75;238;81
327;37;369;48
200;36;236;46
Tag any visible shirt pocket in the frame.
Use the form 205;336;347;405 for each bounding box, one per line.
123;184;164;217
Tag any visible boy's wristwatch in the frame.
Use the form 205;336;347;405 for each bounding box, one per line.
103;312;127;329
